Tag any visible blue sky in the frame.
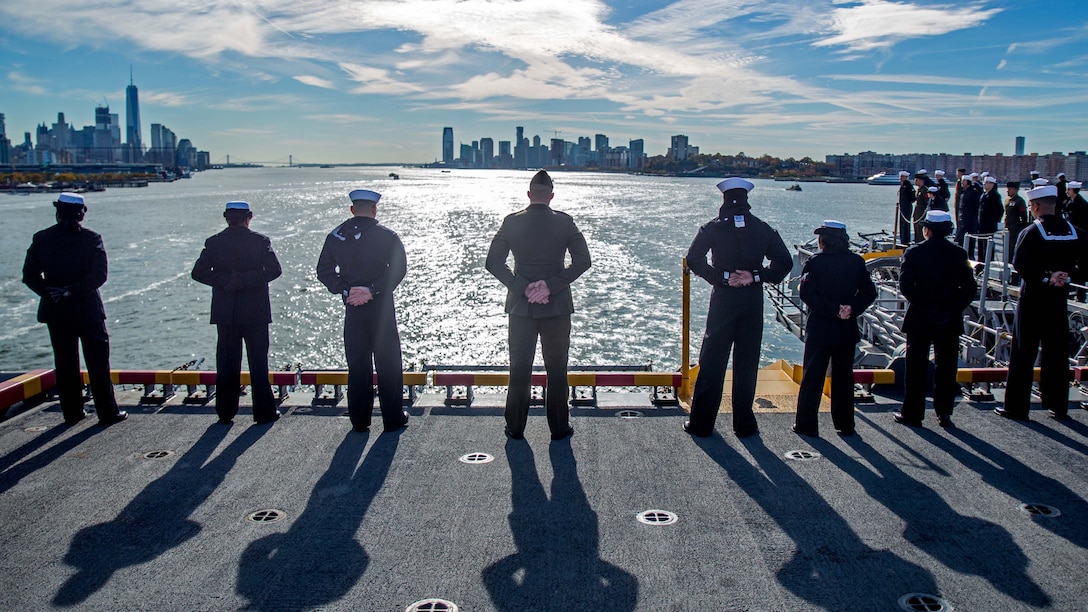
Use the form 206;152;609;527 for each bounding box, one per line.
1;0;1086;164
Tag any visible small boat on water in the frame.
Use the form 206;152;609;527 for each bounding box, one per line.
389;172;400;180
785;183;802;192
866;172;902;186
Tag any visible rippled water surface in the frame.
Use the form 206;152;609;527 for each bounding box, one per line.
0;168;900;372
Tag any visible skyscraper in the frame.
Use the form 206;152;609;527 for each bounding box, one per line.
442;127;454;164
479;137;494;168
629;139;644;169
126;69;143;162
1015;136;1025;156
0;113;9;165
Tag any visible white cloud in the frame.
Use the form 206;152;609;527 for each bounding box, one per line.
305;113;375;124
294;75;336;89
8;71;47;95
814;1;1002;52
140;90;193;106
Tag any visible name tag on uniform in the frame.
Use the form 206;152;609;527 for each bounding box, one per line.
734;215;746;228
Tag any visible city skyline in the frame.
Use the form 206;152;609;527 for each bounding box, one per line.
2;1;1087;164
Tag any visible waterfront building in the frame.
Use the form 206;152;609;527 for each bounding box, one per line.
668;135;697;161
0;113;9;165
514;126;527;168
125;72;143;162
479;137;494;168
497;140;512;169
629;139;645;169
549;138;564;166
442;127;454;164
458;143;473;167
595;133;609;163
1015;136;1025;157
826;150;1087;182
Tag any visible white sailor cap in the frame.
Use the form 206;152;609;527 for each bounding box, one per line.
960;174;972;182
924;210;953;224
1069;181;1083;190
928;186;939;193
970;173;979;179
1030;170;1040;175
349;189;381;203
1027;185;1058;201
980;171;989;177
1032;178;1049;187
224;200;250;212
1058;172;1067;179
918;169;928;175
717;177;754;193
934;170;945;177
984;176;997;184
55;192;84;206
899;171;910;177
814;219;848;236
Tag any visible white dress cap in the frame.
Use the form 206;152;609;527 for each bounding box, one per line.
1069;181;1082;189
224;200;250;211
918;169;928;174
928;186;939;192
934;170;945;177
1032;178;1049;187
984;176;997;184
925;210;953;223
56;192;84;206
1027;185;1058;200
1058;173;1067;179
716;177;754;193
348;189;382;203
899;171;910;177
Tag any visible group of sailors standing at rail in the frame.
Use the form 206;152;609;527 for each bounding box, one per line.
19;172;1085;440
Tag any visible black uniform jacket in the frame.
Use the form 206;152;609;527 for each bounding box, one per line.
23;224;109;325
899;238;977;335
191;226;282;325
1065;194;1088;233
485;203;591;319
687;201;792;302
937;178;951;204
959;184;982;229
978;188;1003;233
1012;215;1087;299
798;251;877;346
898;181;914;209
316;216;407;303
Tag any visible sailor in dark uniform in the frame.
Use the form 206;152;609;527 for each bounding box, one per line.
1004;181;1029;259
912;172;931;242
977;175;1004;260
956;174;981;248
996;184;1087;421
485;170;591;441
897;171;915;245
684;178;793;438
792;221;877;437
22;193;126;426
191;201;283;425
894;211;977;428
1055;172;1069;215
316;189;409;433
934;170;951;211
1064;181;1088;230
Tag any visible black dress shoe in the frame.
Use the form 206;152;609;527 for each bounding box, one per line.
353;424;371;433
504;426;524;440
551;426;574;441
937;415;953;428
734;428;759;439
836;428;856;436
254;410;281;425
994;407;1029;421
385;411;410;432
1047;410;1069;420
791;424;819;437
682;421;711;437
64;410;92;425
217;418;234;425
893;412;923;427
97;411;128;426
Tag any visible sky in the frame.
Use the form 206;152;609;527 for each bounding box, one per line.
1;0;1086;165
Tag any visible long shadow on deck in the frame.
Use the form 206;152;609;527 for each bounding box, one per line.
482;440;638;611
53;423;269;606
0;424;101;496
693;433;940;609
812;430;1050;607
235;430;400;611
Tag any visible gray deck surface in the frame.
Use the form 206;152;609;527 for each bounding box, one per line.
1;388;1087;611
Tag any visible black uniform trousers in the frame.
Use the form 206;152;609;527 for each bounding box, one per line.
898;211;913;246
688;293;763;436
795;340;856;433
1004;293;1070;416
47;317;120;422
215;323;277;422
506;314;571;437
344;301;404;429
901;325;960;420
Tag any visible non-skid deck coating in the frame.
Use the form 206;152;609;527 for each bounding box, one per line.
1;388;1087;611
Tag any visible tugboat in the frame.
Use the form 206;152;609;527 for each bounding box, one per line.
785;183;802;192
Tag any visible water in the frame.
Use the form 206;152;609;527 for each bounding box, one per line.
0;168;901;372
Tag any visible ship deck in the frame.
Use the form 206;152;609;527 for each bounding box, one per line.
2;386;1087;611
